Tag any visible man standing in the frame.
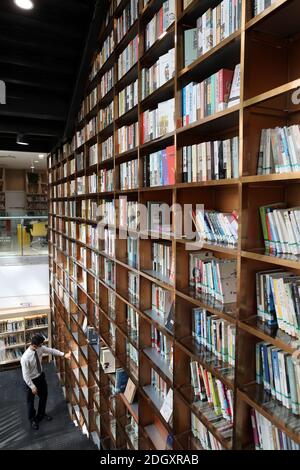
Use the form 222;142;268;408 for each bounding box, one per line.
21;334;71;430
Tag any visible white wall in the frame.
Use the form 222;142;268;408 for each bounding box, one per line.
0;264;49;309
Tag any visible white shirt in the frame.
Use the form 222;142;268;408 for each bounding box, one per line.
21;345;64;390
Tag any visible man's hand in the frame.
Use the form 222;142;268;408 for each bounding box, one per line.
32;386;38;395
64;351;72;360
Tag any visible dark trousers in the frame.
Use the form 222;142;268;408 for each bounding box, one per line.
24;372;48;421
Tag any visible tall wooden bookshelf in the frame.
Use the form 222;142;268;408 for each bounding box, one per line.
26;171;48;214
48;0;300;450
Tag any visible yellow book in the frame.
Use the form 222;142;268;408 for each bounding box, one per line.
207;372;221;416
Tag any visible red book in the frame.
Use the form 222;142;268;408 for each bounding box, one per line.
218;68;234;111
166;145;175;185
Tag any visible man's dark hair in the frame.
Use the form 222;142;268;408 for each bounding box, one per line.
31;334;45;346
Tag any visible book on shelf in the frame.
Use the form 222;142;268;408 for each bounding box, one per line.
124;377;137;404
127;305;139;342
145;0;175;50
0;332;24;348
141;48;175;100
127;236;138;268
99;168;114;192
90;30;114;81
104;258;115;287
86;116;98;140
183;1;242;68
143;145;175;187
87;86;98;113
253;0;277;17
250;408;300;450
127;341;139;375
160;388;173;423
0;319;24;333
116;0;138;43
117;122;139;154
104;227;116;257
118;79;138;117
189;252;237;304
190;360;234;423
0;348;24;363
151;325;173;371
256;269;300;335
141;97;175;143
120;158;138;190
119;198;139;231
147;200;172;235
100;346;116;374
192;308;236;366
117;35;138;80
228;64;240;107
76;128;85;148
115;367;129;394
151;368;169;402
182;67;240;125
150;241;174;284
128;271;139;306
98;199;115;226
259;203;300;256
99;101;114;130
256;341;300;415
151;283;174;326
87;173;98;193
100;67;114;98
257;125;300;175
193;208;239;247
102;135;114;161
182;136;239;182
191;412;225;450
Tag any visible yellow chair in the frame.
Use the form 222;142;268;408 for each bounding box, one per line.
30;222;48;247
17;224;31;248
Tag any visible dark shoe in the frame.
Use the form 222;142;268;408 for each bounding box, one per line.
31;420;39;430
37;414;53;422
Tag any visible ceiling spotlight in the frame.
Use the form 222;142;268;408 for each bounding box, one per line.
14;0;34;10
34;160;39;163
17;134;29;146
38;154;45;159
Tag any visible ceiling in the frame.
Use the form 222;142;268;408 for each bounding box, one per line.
0;150;47;170
0;0;97;153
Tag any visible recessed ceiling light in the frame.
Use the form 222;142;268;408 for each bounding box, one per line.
38;154;45;159
34;160;39;163
14;0;34;10
17;134;29;146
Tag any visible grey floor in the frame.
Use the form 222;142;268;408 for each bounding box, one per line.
0;363;97;450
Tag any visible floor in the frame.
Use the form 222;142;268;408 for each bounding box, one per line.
0;363;97;450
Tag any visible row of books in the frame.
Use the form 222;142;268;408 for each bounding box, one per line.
76;128;85;148
120;159;139;190
256;269;300;337
89;143;98;166
99;101;114;131
87;116;97;140
0;320;24;333
151;242;174;283
182;65;240;126
99;168;114;192
251;408;300;450
182;137;239;183
0;348;24;363
143;145;176;187
145;0;175;50
151;325;173;365
87;87;98;113
256;341;300;415
257;126;300;175
104;258;115;287
190;360;234;423
151;283;173;330
128;271;139;306
151;368;169;401
141;98;175;143
194;209;239;246
128;236;138;268
192;308;236;366
141;48;175;100
102;135;114;161
119;199;139;230
81;200;98;221
117;35;138;81
26;317;48;328
116;0;138;44
127;341;139;374
117;122;139;154
100;67;114;99
76;152;84;171
0;333;24;348
184;0;242;67
189;252;237;304
191;412;225;450
253;0;277;17
90;31;114;81
104;228;115;257
127;306;139;342
118;79;138;116
260;203;300;256
99;199;115;226
88;174;98;194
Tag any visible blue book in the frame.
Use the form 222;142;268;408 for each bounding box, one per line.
114;368;128;394
261;343;271;392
